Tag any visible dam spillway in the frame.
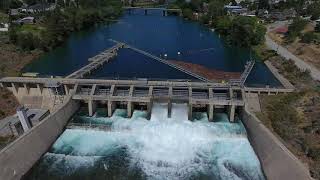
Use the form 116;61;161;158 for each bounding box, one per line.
25;103;265;180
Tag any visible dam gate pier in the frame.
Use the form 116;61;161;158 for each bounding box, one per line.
0;78;245;122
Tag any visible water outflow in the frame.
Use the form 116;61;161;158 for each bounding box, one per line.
26;103;265;180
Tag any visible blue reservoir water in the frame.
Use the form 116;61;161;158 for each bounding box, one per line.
25;104;265;180
24;9;281;87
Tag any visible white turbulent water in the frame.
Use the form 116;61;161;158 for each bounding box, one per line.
39;103;265;180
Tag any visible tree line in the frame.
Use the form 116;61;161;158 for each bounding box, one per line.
170;0;266;47
7;0;122;51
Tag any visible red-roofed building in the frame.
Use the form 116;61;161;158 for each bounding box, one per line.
274;26;288;34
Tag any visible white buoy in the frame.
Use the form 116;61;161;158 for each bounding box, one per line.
164;54;167;57
177;52;181;55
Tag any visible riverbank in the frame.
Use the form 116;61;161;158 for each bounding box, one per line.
255;53;320;179
0;1;123;120
266;22;320;81
0;31;42;120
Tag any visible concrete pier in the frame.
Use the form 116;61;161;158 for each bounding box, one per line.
108;101;115;117
127;101;133;118
208;104;214;122
88;100;96;116
228;105;235;123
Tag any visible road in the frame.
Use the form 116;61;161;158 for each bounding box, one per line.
265;22;320;81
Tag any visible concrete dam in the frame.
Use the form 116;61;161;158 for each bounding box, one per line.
0;76;312;180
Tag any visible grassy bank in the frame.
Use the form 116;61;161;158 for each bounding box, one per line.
256;55;320;179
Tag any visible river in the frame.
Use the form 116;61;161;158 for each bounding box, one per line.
23;9;268;180
24;9;281;87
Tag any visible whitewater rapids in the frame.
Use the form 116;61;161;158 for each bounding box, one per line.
26;103;265;180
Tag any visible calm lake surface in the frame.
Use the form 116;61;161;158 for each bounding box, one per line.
24;9;281;87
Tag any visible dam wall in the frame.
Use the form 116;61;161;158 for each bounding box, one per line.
0;97;79;180
242;108;312;180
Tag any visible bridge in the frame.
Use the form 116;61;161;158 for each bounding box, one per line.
123;6;182;16
66;43;125;79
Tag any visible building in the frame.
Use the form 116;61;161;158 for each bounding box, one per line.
13;16;35;25
0;108;49;137
0;23;8;32
21;3;55;13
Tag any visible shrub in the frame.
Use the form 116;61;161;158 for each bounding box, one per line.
301;32;317;43
287;17;308;42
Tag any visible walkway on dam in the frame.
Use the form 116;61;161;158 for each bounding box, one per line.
66;42;125;79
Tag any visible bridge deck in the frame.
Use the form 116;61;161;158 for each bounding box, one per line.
66;43;124;79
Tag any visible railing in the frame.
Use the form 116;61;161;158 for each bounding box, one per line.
66;43;124;79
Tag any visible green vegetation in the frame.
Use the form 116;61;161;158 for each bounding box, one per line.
8;0;122;51
212;15;266;47
316;22;320;33
258;91;320;179
253;45;277;61
0;11;8;22
307;1;320;20
258;56;320;179
301;32;320;44
287;17;308;42
171;0;266;47
278;60;312;84
217;16;266;47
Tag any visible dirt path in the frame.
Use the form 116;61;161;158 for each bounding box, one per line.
265;34;320;81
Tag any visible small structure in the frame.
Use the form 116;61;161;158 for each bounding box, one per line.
21;3;55;13
0;23;8;32
9;9;20;16
16;106;31;132
224;5;249;16
274;26;288;35
13;16;35;25
0;108;49;137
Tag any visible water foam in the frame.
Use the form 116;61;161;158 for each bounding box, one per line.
32;103;264;180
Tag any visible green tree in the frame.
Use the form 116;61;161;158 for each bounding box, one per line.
215;16;232;35
9;0;23;9
56;0;65;8
307;2;320;20
301;32;316;43
190;0;202;11
287;17;308;41
182;8;193;20
315;22;320;33
0;0;10;10
229;16;266;47
258;0;269;9
208;0;225;20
